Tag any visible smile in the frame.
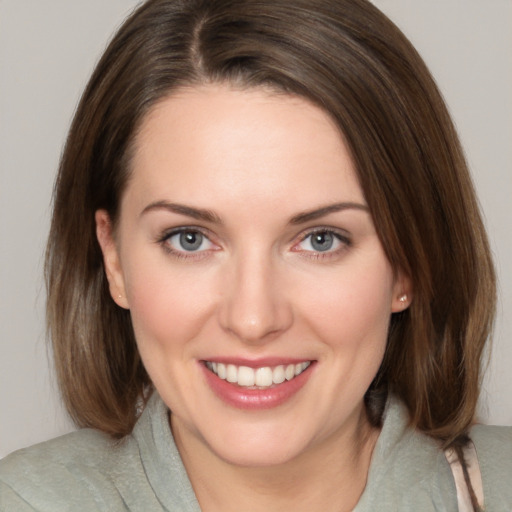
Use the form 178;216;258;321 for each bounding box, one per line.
205;361;311;388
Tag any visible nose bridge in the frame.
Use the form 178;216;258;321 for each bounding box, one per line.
218;247;292;343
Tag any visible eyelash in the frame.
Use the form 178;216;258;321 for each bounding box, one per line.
156;226;351;261
292;227;352;260
156;226;217;261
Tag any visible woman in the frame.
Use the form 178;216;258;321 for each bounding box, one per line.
0;0;510;510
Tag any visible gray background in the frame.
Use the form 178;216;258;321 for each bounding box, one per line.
1;1;511;458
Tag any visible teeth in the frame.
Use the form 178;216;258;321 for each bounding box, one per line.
255;367;273;387
285;364;295;381
238;366;255;386
272;365;286;384
206;361;311;388
217;363;227;380
226;364;237;383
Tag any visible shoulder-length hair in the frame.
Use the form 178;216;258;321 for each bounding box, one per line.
46;0;495;446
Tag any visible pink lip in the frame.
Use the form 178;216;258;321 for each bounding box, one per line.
203;356;312;368
200;360;315;410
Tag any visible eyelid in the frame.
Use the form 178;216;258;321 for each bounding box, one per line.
157;225;210;242
302;225;350;239
157;225;219;258
295;226;351;244
291;226;352;256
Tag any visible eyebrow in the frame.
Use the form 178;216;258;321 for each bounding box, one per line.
140;200;368;225
140;201;222;224
289;202;369;224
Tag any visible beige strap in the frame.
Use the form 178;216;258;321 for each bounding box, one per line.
445;442;484;511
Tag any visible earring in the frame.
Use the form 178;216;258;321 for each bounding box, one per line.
399;294;408;304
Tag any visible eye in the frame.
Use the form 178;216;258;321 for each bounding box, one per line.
295;229;349;254
164;228;215;253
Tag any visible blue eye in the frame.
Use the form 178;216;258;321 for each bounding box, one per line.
165;229;214;253
297;230;347;253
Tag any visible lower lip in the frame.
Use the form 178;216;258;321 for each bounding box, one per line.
200;362;314;410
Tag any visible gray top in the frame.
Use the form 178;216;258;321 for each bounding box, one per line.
1;393;511;511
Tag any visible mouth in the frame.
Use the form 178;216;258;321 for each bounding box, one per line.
204;361;312;389
201;359;315;410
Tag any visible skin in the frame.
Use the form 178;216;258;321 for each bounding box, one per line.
96;85;411;511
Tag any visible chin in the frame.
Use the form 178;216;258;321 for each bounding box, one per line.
207;431;311;468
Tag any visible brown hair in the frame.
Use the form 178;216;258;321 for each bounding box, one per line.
46;0;495;448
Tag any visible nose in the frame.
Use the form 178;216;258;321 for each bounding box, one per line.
218;251;293;344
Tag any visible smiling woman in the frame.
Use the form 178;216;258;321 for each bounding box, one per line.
0;0;510;511
95;87;405;476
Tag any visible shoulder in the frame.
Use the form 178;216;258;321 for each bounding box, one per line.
470;423;512;509
363;402;512;511
1;427;113;469
357;397;459;511
0;428;140;511
471;422;512;455
0;393;197;512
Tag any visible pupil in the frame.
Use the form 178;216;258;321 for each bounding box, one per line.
311;232;333;251
180;231;202;251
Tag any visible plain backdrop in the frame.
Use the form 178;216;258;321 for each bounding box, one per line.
1;1;511;458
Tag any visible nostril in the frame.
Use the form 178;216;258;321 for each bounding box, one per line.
217;260;294;342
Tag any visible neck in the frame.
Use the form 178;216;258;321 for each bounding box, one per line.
171;407;379;512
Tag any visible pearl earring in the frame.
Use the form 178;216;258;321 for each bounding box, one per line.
399;294;408;304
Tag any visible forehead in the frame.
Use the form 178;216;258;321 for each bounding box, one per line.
125;84;364;213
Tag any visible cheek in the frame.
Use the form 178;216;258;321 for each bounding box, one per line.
292;257;394;392
298;258;394;336
299;257;394;405
122;253;218;352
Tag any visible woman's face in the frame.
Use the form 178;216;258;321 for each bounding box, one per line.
97;85;409;467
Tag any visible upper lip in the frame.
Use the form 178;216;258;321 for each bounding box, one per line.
201;357;314;368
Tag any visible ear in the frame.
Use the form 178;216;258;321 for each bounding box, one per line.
95;209;129;309
391;271;413;313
